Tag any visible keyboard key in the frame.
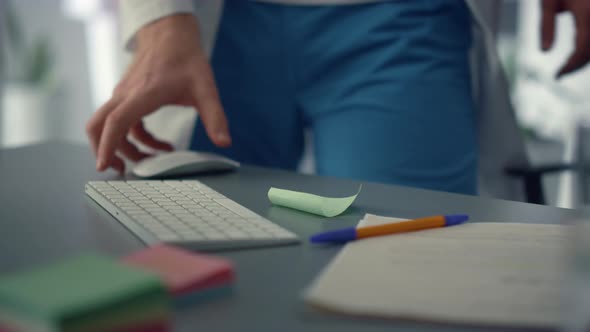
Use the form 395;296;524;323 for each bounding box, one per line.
180;217;200;223
129;212;150;218
146;225;170;233
214;198;261;219
169;224;192;232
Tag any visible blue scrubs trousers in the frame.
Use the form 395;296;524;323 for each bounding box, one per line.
190;0;477;195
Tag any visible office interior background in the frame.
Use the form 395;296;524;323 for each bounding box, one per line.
1;0;589;208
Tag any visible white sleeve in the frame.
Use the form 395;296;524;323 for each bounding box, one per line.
120;0;195;52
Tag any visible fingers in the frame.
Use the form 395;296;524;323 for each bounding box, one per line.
111;154;126;175
97;95;153;171
119;138;151;162
192;63;231;147
89;96;155;173
86;97;121;158
130;121;174;151
541;0;559;51
557;17;590;77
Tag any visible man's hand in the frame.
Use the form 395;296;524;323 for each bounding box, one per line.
86;14;231;174
541;0;590;78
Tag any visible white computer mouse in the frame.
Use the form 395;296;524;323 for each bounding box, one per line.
132;151;240;178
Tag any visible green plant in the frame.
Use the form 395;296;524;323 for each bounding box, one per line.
1;0;54;87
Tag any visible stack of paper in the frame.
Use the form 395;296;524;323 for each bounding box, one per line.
123;245;234;308
0;254;170;332
305;214;569;329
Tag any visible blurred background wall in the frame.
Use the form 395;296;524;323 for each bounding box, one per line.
1;0;94;145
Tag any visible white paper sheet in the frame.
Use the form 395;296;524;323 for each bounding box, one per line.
305;215;569;328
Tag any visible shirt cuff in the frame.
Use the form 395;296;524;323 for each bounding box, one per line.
120;0;195;52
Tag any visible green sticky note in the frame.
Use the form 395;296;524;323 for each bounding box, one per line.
0;254;168;330
268;186;361;217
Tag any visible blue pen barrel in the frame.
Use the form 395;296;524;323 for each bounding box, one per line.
310;227;357;243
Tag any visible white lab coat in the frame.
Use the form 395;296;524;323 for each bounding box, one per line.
121;0;529;202
0;0;5;129
466;0;529;201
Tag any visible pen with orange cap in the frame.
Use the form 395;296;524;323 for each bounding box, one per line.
310;214;468;244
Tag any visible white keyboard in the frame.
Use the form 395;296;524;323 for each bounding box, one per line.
85;180;299;250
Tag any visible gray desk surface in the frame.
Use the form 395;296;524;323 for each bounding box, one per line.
0;142;579;332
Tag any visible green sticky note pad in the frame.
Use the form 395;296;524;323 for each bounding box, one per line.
268;186;361;217
0;254;168;330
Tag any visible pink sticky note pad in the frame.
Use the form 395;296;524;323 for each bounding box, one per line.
123;245;234;296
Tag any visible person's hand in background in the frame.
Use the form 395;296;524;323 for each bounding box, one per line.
86;14;231;174
541;0;590;78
